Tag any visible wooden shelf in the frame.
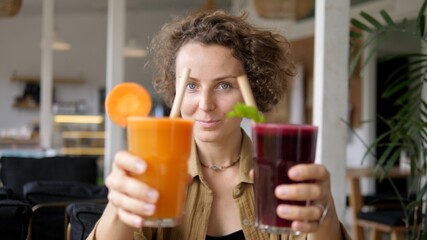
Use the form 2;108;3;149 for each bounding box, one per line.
12;102;39;110
55;116;104;156
0;138;39;146
62;131;105;139
11;75;84;84
62;147;104;156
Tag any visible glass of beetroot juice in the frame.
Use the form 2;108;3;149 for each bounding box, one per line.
251;123;318;235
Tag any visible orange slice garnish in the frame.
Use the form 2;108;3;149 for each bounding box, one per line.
105;82;152;127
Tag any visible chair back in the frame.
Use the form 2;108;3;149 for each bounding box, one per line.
24;181;107;205
66;202;106;240
0;155;98;199
24;181;107;240
0;186;17;200
0;199;32;240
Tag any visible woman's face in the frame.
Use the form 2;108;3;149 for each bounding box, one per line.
175;42;245;143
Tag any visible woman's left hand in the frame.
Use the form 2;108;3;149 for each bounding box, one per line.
274;163;335;234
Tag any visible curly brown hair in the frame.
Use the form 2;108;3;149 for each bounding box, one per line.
149;10;295;112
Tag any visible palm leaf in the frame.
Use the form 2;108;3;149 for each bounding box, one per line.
383;146;401;171
384;74;423;99
351;18;373;32
349;34;380;75
418;14;426;37
380;10;395;27
417;0;427;37
381;55;427;84
393;86;421;106
361;129;390;163
406;199;423;210
350;2;427;236
382;75;421;99
418;182;427;202
361;11;383;29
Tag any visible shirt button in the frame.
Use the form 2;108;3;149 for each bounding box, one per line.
242;219;250;226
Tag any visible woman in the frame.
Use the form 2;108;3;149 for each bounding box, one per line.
89;11;350;240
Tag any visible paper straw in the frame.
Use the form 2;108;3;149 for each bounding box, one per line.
169;67;191;118
237;75;257;108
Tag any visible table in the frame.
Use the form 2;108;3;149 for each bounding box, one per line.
346;166;410;240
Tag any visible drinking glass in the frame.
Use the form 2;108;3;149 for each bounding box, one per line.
127;117;193;227
252;123;318;234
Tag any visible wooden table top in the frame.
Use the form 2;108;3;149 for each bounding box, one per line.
346;166;410;179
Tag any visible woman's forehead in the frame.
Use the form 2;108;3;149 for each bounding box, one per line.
175;43;243;71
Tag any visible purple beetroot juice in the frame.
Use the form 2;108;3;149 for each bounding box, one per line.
252;123;318;234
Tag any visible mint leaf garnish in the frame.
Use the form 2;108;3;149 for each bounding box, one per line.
227;103;265;123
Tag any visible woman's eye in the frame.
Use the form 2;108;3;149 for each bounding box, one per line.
218;82;230;90
187;83;197;90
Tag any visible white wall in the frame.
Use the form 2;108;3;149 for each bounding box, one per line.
0;9;188;129
0;13;107;128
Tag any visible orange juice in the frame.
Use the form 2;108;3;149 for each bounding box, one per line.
127;117;193;227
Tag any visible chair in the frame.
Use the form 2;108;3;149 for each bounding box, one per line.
66;202;106;240
23;181;108;240
0;199;32;240
347;167;419;240
0;155;98;200
356;208;420;240
0;186;17;200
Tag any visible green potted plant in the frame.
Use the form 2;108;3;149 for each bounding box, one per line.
350;0;427;239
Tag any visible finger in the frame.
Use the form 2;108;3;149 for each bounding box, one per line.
116;207;145;228
291;220;320;233
113;151;147;174
106;173;159;204
249;169;254;181
187;174;193;185
288;164;329;182
108;191;156;217
275;183;323;201
276;204;323;221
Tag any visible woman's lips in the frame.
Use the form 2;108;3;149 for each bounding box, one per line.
196;120;220;128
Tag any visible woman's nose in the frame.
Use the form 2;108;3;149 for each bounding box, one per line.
199;90;215;112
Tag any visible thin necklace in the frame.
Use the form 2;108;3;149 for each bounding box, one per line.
200;156;241;171
199;131;243;171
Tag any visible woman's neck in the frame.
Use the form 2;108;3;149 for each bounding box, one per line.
195;129;243;167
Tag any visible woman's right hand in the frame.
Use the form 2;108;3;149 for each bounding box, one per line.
105;150;159;228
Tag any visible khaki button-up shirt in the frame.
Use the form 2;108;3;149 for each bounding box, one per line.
88;131;351;240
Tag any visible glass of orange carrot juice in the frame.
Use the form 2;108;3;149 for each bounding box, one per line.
127;116;193;227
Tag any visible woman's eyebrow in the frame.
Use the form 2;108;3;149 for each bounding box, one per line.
213;75;237;81
187;75;237;82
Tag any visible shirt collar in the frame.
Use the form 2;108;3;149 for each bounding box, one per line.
188;129;253;184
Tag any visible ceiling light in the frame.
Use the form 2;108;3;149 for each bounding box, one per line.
52;30;71;51
123;38;146;58
40;29;71;51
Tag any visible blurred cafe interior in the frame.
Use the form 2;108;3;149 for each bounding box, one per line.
0;0;424;239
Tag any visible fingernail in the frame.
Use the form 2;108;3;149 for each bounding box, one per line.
278;206;290;215
290;170;300;178
143;204;156;214
133;216;143;227
147;189;159;201
135;162;146;173
276;187;288;195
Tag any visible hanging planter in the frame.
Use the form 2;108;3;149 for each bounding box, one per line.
253;0;314;20
0;0;21;18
